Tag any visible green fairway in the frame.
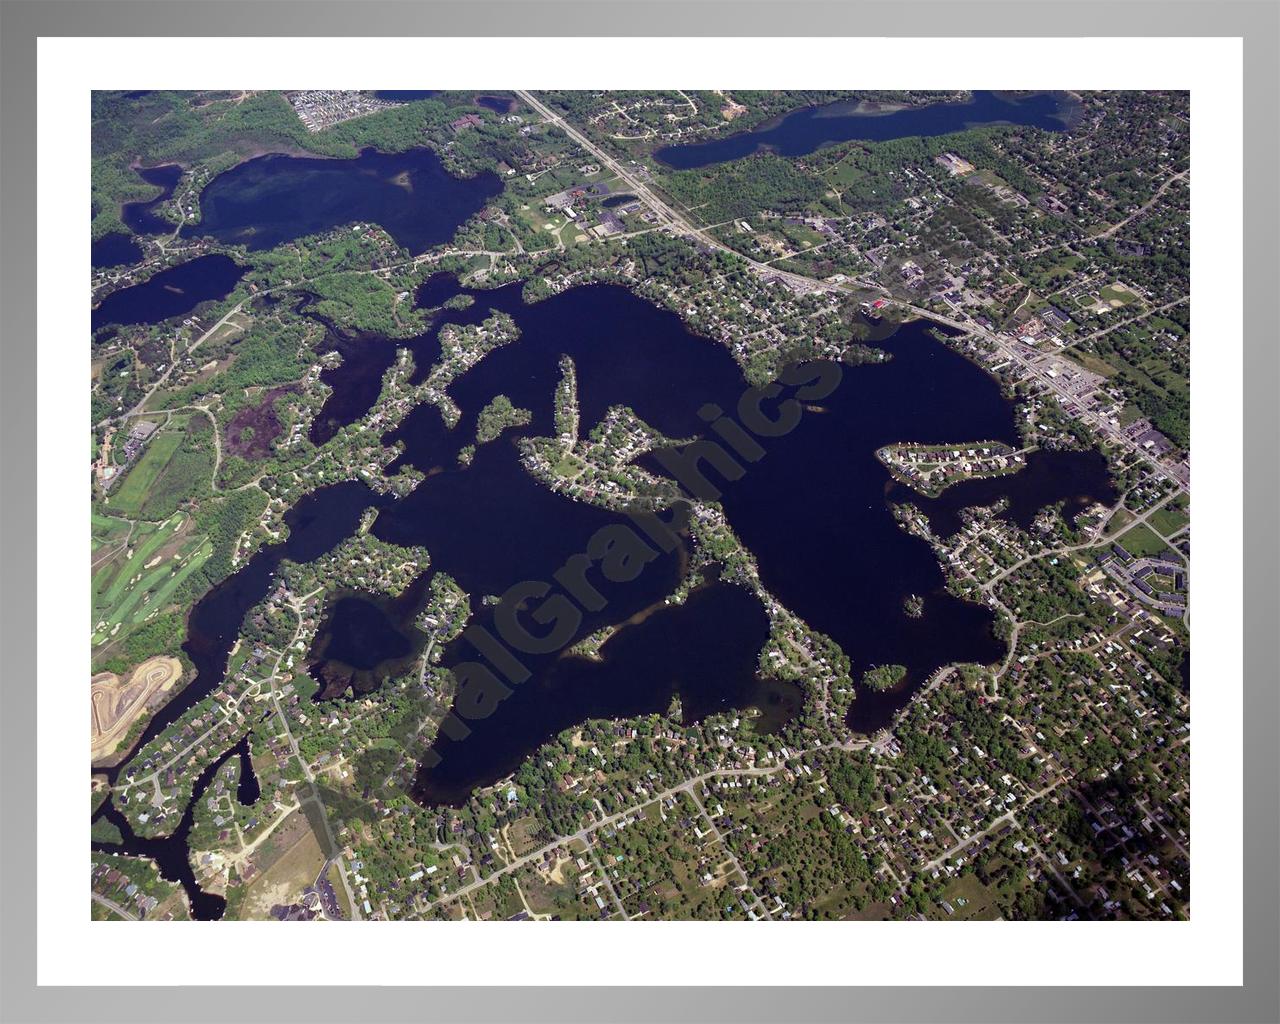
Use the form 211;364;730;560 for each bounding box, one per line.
92;513;131;555
91;514;207;647
96;515;185;612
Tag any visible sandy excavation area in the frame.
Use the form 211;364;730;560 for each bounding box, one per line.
91;655;182;763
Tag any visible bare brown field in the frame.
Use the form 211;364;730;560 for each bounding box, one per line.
234;810;327;920
90;655;182;762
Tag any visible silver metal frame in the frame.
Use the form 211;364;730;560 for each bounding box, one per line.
2;2;1275;1020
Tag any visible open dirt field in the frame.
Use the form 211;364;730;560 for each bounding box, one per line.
90;655;182;762
234;810;327;920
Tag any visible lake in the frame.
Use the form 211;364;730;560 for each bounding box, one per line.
103;275;1115;817
180;147;503;253
891;447;1118;540
309;574;433;699
475;94;516;114
234;734;261;806
323;279;1113;793
654;91;1078;170
91;231;143;269
91;254;246;331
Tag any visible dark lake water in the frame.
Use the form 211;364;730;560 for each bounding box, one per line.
92;231;143;269
309;574;432;698
103;273;1114;829
292;291;443;446
235;734;261;806
475;94;515;114
374;90;441;103
418;577;795;807
635;320;1034;736
180;147;502;253
655;91;1077;170
91;254;246;331
93;739;241;920
892;447;1118;539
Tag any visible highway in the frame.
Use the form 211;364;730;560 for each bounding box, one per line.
516;90;836;296
518;90;1187;497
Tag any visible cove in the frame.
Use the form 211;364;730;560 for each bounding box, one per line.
100;481;388;786
91;254;246;331
415;577;793;808
92;231;143;269
180;147;503;254
235;734;261;806
121;163;183;235
292;291;443;447
654;91;1078;170
92;738;243;920
890;447;1118;539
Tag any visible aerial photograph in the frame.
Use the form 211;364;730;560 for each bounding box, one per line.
89;89;1190;924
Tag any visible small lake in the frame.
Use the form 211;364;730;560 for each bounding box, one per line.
91;231;143;269
91;254;246;331
181;147;503;253
475;94;515;114
654;90;1078;169
235;734;261;806
309;574;433;699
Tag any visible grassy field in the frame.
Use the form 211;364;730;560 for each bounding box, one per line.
106;416;215;521
930;870;1007;920
1068;350;1119;379
506;815;545;858
235;812;328;920
1117;523;1171;559
1149;497;1190;537
91;513;211;648
91;511;133;557
107;431;184;517
1098;282;1140;308
1105;507;1134;533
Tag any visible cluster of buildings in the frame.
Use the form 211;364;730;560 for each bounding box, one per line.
286;90;395;132
1096;544;1188;618
94;418;158;490
878;441;1025;496
450;113;483;133
91;859;179;919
